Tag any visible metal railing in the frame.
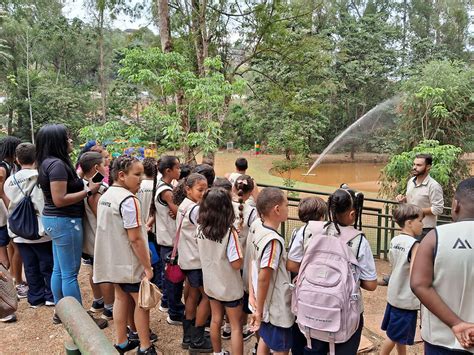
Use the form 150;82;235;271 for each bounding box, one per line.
259;183;452;259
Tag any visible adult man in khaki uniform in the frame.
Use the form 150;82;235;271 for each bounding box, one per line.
396;153;444;239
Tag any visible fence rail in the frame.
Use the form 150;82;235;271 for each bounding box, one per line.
259;183;451;259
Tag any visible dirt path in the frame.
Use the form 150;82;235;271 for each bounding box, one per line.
1;259;423;354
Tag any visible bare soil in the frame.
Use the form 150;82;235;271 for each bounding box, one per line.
1;259;423;355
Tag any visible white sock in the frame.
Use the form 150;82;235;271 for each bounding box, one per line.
223;322;231;332
93;297;103;303
105;303;113;311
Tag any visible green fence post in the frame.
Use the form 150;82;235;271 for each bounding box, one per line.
376;209;382;258
384;205;389;260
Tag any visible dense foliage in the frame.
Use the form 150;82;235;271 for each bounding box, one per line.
0;0;472;158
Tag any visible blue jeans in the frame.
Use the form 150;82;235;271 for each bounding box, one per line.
16;241;54;306
159;245;185;319
42;216;83;304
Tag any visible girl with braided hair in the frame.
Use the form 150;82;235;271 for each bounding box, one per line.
305;185;377;355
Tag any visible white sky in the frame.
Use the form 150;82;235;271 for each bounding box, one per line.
62;0;158;33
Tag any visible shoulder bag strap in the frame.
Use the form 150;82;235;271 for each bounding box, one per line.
12;173;28;198
171;207;187;259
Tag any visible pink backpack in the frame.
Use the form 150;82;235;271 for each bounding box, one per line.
291;222;362;355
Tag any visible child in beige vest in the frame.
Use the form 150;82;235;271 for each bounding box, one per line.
380;203;422;355
93;156;155;355
248;187;294;355
79;152;114;321
173;173;212;352
198;187;244;355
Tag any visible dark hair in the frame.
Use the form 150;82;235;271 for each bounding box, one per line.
179;164;192;180
158;155;179;175
213;177;232;192
111;155;140;181
143;157;158;216
198;188;235;242
235;175;255;229
235;157;248;171
256;187;285;218
455;177;474;206
298;196;327;223
79;151;103;174
143;157;157;177
415;153;433;166
201;157;214;167
15;143;35;165
173;173;207;205
75;140;96;168
326;186;364;233
392;203;423;228
193;164;215;188
0;136;22;162
36;124;74;173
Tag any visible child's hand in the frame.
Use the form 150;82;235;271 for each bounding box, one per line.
249;313;262;332
0;271;7;282
168;210;176;219
452;321;474;348
249;292;257;311
143;267;154;281
88;181;101;194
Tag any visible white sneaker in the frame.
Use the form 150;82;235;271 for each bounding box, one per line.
159;305;169;312
45;301;55;306
16;283;28;299
0;314;17;323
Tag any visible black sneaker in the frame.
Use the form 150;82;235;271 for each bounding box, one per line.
189;325;212;353
243;329;255;341
137;344;157;354
52;313;61;325
89;299;104;313
221;329;231;339
102;308;113;320
114;340;140;354
127;326;158;343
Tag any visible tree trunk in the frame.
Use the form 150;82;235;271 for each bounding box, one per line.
157;0;172;53
7;108;13;135
98;9;107;121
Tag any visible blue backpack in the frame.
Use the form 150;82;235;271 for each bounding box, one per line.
7;174;40;240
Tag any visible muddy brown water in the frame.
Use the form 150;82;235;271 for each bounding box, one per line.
279;162;474;193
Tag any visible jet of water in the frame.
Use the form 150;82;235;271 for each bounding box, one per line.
306;96;401;175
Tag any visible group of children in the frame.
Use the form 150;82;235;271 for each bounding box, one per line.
1;137;473;355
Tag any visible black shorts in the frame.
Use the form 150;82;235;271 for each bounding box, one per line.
183;269;203;288
0;226;9;247
119;282;141;293
242;291;252;314
208;296;243;308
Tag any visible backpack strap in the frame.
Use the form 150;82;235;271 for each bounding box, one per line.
12;173;31;198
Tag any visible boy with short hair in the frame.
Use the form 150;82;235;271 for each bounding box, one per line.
249;187;294;355
4;143;54;309
380;203;423;355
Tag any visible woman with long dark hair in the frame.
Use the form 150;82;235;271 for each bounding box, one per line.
36;124;104;325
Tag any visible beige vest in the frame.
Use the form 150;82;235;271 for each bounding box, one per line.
251;222;294;328
197;229;244;301
82;180;96;256
177;198;201;270
154;180;176;247
93;186;148;284
422;221;474;352
136;179;154;226
387;234;420;310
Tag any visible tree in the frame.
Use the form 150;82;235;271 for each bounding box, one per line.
380;140;469;203
118;48;242;162
397;60;473;150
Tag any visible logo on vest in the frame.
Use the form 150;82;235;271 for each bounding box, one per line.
452;238;472;249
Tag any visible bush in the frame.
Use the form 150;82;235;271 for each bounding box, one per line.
380;140;469;203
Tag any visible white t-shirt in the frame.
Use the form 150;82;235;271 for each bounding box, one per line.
120;196;142;229
4;169;50;244
287;225;306;263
